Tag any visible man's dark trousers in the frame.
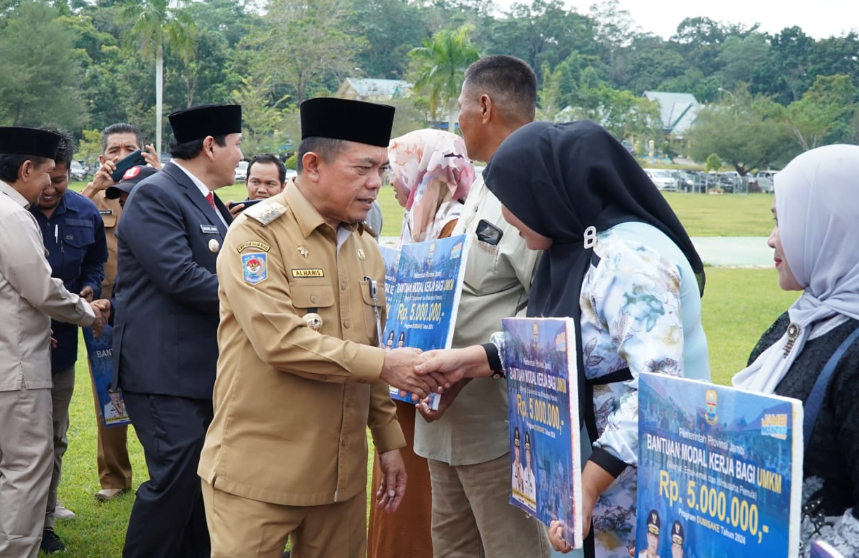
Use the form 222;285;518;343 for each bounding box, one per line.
122;392;213;558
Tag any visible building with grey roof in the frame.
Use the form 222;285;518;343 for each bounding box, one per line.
642;91;702;138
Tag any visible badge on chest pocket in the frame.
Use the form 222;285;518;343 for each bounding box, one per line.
476;219;503;245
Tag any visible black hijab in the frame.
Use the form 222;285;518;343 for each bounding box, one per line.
484;121;704;487
484;119;704;322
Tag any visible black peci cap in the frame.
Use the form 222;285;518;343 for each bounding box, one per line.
105;165;158;199
168;104;242;144
300;98;395;147
0;126;61;158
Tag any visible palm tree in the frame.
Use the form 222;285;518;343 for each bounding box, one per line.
409;25;480;134
124;0;196;155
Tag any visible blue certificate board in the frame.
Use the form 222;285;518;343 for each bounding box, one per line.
82;325;130;428
637;373;802;558
502;317;582;549
379;235;468;409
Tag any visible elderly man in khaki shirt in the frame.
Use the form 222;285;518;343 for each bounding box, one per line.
413;56;552;558
78;123;161;501
199;98;447;558
0;126;105;558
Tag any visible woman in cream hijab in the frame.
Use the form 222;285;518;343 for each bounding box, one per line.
733;144;859;557
367;128;474;558
387;129;474;245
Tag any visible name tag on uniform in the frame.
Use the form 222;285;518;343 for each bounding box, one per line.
99;209;114;215
200;225;219;234
292;268;324;278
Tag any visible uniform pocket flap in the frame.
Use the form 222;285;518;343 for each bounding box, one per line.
291;283;335;309
100;212;118;228
359;280;385;307
63;225;95;248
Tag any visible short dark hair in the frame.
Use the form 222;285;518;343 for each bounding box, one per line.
247;154;286;184
42;127;75;169
101;123;142;155
0;155;51;183
296;137;346;173
170;135;227;160
463;55;537;122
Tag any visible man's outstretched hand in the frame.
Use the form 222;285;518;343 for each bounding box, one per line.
380;348;449;401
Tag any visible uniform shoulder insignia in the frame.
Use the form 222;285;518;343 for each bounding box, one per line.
245;201;288;226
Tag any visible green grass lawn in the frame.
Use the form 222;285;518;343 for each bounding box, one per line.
69;183;774;238
48;267;795;556
663;192;775;237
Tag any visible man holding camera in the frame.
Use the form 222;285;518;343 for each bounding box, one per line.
226;153;287;216
79;123;161;502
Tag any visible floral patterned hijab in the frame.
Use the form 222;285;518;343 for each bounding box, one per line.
388;129;474;243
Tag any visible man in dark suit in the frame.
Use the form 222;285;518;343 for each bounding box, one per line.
112;104;242;558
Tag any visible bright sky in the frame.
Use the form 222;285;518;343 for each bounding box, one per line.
492;0;859;40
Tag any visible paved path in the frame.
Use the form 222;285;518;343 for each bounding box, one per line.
380;236;773;268
691;237;771;267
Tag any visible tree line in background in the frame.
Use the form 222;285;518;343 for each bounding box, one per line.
1;0;857;172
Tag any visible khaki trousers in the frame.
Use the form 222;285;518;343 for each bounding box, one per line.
202;480;366;558
87;359;132;489
0;388;53;558
428;453;551;558
44;366;75;532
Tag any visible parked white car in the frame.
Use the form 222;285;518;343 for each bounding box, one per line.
750;170;779;193
643;169;677;192
234;160;249;183
70;160;87;181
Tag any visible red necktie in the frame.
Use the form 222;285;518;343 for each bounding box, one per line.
205;191;216;210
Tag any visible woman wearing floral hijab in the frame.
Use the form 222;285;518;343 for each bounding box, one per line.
734;144;859;557
416;120;709;558
367;128;474;558
387;129;474;245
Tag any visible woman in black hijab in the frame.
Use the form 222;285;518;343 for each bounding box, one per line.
417;120;709;557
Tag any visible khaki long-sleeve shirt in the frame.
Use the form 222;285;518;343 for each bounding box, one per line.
199;181;404;507
0;181;95;391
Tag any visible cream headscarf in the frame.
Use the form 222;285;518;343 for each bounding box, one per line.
733;144;859;393
388;129;474;244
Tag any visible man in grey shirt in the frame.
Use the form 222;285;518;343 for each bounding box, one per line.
413;56;549;557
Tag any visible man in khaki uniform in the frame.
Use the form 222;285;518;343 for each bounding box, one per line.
79;123;160;500
199;98;445;558
413;56;551;557
0;126;106;558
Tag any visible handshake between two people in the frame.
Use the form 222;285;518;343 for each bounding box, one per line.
379;344;494;413
86;298;112;339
